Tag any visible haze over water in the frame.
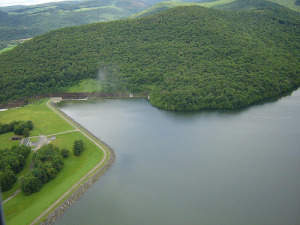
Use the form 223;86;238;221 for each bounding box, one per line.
56;89;300;225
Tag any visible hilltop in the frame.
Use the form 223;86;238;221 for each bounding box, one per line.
0;3;299;111
131;0;300;18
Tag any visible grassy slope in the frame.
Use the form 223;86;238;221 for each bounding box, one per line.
0;99;105;225
0;45;16;53
0;132;22;149
66;78;103;93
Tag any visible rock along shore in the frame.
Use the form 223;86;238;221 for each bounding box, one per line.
39;100;116;225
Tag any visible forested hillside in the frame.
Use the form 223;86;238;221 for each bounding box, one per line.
0;2;299;111
0;0;151;50
0;0;217;51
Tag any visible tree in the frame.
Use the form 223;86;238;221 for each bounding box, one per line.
24;128;30;137
13;122;26;135
73;140;85;156
25;120;34;130
52;155;64;172
18;144;67;194
19;174;42;194
31;167;48;184
60;148;70;158
11;145;31;158
0;169;17;191
0;145;31;192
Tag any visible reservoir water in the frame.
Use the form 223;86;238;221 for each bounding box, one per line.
56;90;300;225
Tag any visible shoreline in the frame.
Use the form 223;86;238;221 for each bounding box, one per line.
0;92;149;109
35;99;116;225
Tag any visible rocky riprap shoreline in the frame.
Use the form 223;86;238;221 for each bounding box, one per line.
39;101;116;225
39;147;115;225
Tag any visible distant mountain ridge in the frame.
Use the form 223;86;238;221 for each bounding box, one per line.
131;0;300;18
0;2;299;111
2;0;298;51
0;0;216;50
0;0;151;49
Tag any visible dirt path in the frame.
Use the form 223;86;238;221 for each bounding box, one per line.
45;129;79;137
30;129;78;139
29;98;109;225
2;190;21;204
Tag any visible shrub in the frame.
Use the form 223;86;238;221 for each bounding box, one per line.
60;148;70;158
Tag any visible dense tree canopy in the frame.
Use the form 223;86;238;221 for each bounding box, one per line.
20;144;65;194
0;145;31;191
0;1;299;111
0;120;34;136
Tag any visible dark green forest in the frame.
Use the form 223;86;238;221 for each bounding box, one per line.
0;145;31;191
0;120;34;136
19;144;66;194
0;1;299;111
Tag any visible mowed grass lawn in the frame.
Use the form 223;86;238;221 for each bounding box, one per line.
65;78;103;93
0;99;74;136
0;132;22;149
1;99;105;225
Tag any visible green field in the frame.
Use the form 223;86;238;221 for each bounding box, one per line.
0;99;73;136
66;78;103;93
0;99;107;225
0;132;22;149
73;5;120;12
0;45;17;54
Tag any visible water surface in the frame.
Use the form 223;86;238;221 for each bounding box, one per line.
56;90;300;225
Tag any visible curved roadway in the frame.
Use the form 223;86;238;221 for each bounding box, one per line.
30;98;109;225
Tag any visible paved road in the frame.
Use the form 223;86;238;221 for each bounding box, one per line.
32;135;48;151
30;98;109;225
